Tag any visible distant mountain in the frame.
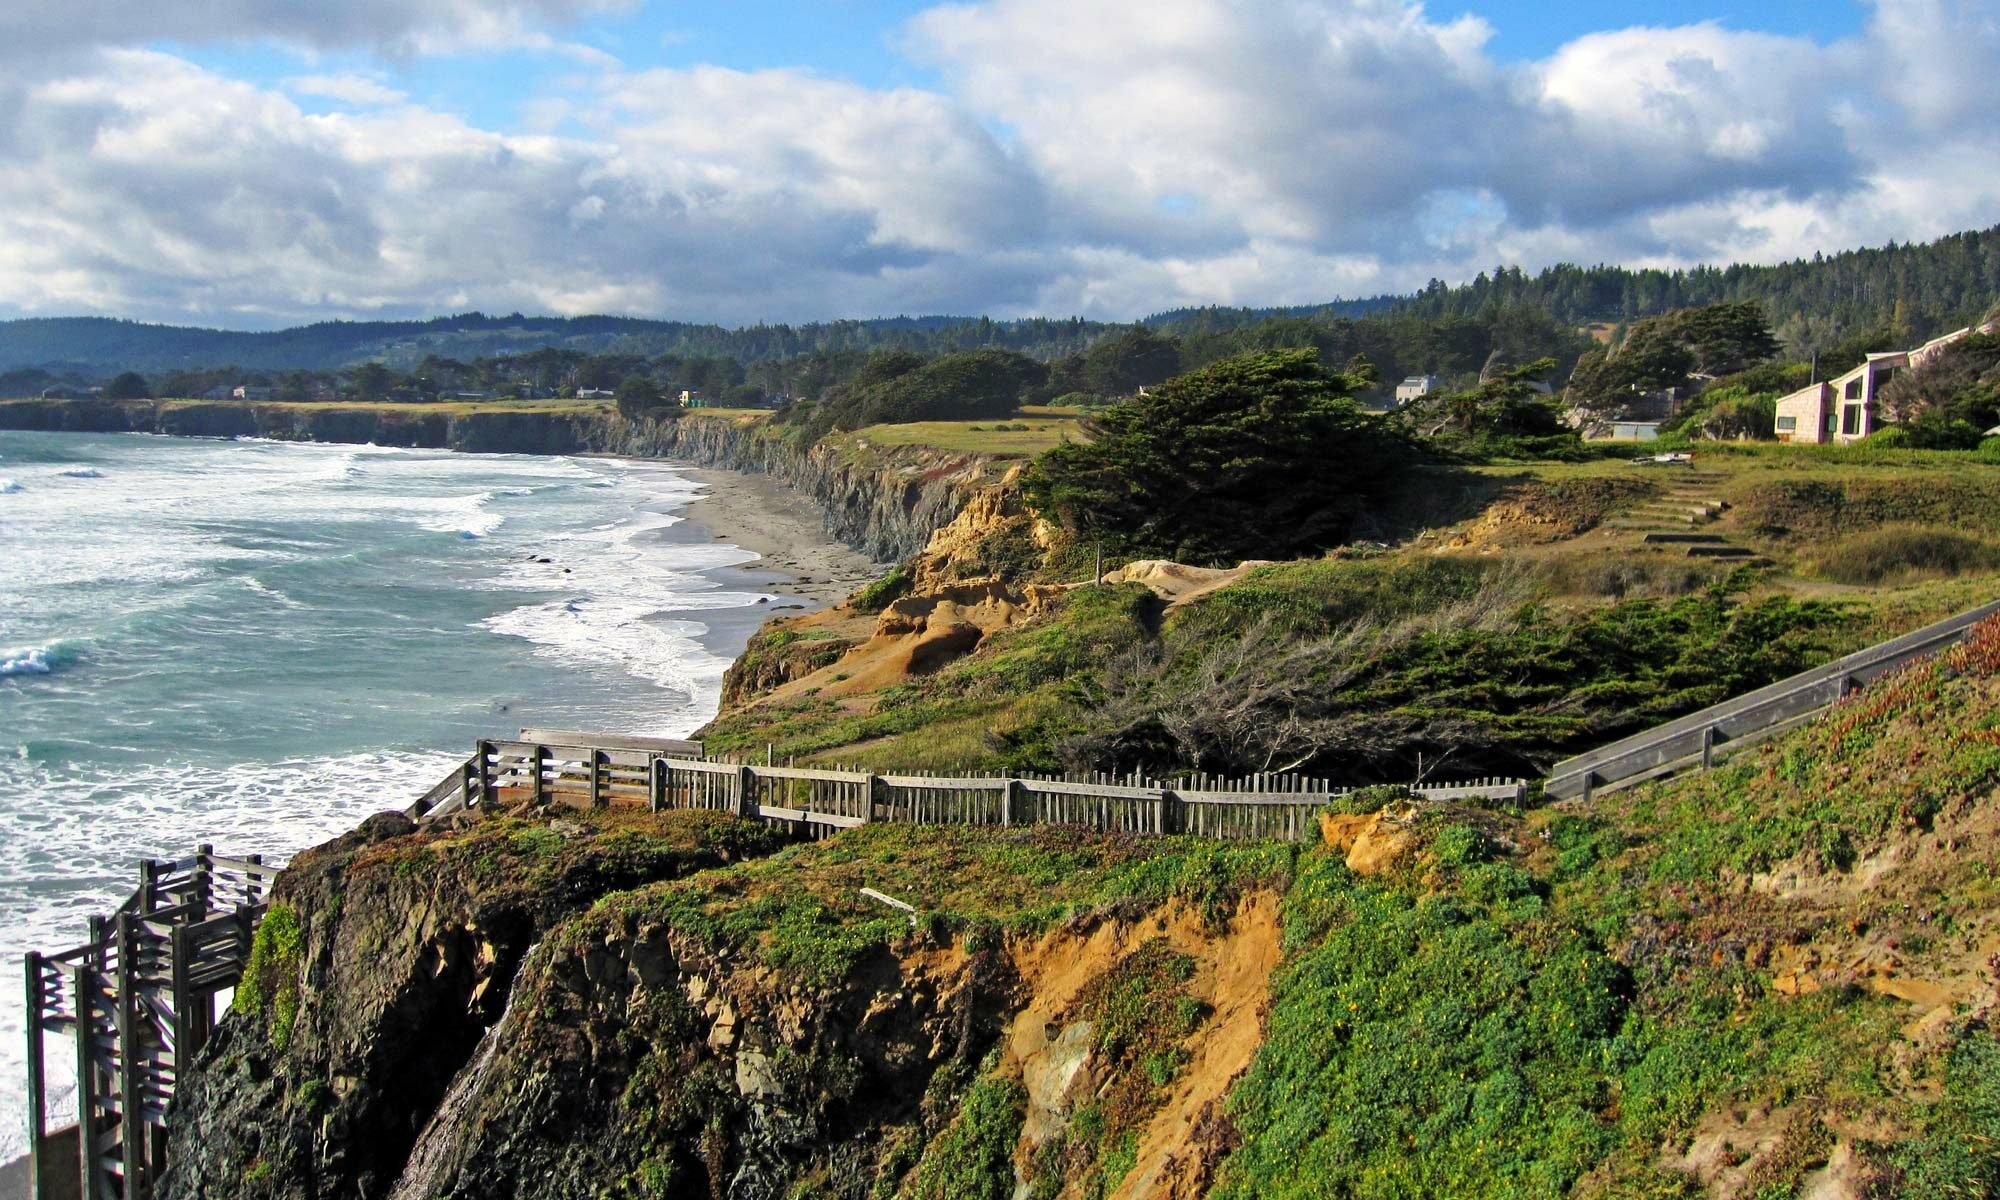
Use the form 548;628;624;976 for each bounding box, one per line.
0;313;1115;375
6;224;1997;376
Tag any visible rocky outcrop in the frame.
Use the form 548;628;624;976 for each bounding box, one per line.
158;809;791;1200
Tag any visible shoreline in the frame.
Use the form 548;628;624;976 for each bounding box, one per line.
673;465;890;611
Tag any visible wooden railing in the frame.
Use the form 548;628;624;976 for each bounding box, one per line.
24;847;278;1200
1545;597;2000;800
400;733;1528;840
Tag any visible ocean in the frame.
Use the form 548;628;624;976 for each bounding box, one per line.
0;430;788;1161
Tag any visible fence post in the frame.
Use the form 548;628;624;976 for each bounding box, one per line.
115;912;144;1200
861;775;880;824
137;859;158;915
650;759;666;813
460;758;477;811
193;844;214;916
72;963;100;1200
1700;726;1716;770
1002;780;1020;827
477;740;495;808
529;745;547;807
170;924;194;1064
737;766;758;819
25;954;45;1200
589;749;604;809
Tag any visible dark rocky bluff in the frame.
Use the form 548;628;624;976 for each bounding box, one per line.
158;809;790;1200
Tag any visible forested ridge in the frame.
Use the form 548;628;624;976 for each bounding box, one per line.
4;223;1997;376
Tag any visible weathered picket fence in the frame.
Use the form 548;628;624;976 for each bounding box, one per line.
399;728;1527;840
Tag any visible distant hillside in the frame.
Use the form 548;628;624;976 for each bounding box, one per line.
1389;224;2000;349
6;224;1997;375
0;313;1115;375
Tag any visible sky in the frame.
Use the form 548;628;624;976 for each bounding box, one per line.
0;0;1990;329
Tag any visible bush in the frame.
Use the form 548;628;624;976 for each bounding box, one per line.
850;567;914;614
1808;525;2000;585
1981;437;2000;464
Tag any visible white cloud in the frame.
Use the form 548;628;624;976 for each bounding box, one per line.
0;0;635;60
0;0;1996;327
284;74;408;107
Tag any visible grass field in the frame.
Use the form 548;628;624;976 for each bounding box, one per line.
838;418;1084;457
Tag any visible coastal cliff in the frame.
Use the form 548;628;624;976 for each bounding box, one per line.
0;399;986;562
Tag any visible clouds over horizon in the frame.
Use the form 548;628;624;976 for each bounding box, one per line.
0;0;1995;328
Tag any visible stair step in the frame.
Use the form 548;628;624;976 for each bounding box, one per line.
1686;545;1757;558
1642;532;1728;544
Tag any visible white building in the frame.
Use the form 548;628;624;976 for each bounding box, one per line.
1774;321;1996;444
1394;375;1445;406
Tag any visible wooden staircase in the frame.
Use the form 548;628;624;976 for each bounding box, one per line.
24;849;277;1200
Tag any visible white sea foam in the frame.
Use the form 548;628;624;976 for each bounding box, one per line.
0;479;22;494
56;467;103;479
239;576;305;609
0;643;70;676
418;490;506;539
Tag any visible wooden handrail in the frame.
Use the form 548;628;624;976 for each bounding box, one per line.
1547;596;2000;799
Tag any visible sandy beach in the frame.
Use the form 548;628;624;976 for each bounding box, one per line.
676;466;890;608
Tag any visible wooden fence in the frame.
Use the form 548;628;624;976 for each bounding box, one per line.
1545;596;2000;800
24;848;279;1200
399;734;1528;841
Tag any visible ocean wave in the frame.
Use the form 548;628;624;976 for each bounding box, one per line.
419;491;505;539
0;479;22;494
0;642;75;677
240;576;306;608
57;467;104;479
481;597;726;723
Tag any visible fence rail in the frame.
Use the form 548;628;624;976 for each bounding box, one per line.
1545;596;2000;800
399;734;1528;842
25;846;278;1200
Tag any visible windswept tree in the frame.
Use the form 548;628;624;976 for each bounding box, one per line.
615;374;671;420
1024;348;1408;564
1566;302;1779;413
103;371;151;400
1082;327;1183;396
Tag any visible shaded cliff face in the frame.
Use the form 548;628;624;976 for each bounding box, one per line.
163;820;1294;1200
159;808;792;1200
0;401;987;563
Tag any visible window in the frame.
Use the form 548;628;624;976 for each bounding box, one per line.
1842;405;1865;436
1776;416;1797;432
1845;377;1865;400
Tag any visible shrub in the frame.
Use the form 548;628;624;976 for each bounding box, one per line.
1894;1030;2000;1195
1980;437;2000;464
1808;524;2000;585
851;567;914;614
